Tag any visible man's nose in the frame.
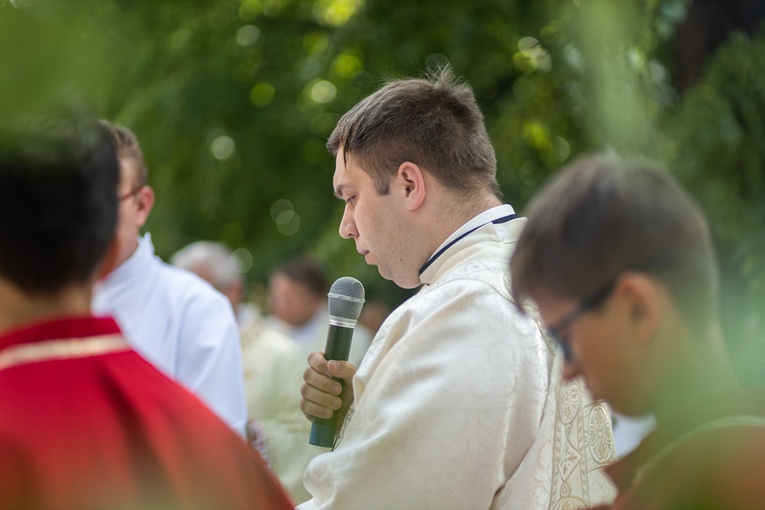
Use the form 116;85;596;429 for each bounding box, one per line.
339;207;357;239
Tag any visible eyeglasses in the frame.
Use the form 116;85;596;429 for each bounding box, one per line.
119;185;144;201
546;278;617;363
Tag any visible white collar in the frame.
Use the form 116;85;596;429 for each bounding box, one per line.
434;204;516;254
101;233;155;286
419;204;516;278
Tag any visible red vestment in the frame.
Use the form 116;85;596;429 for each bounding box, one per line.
590;388;765;510
0;316;294;510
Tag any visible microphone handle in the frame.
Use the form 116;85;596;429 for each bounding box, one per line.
309;325;355;447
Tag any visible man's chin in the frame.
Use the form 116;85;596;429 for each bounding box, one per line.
387;272;421;290
366;260;420;289
374;266;402;286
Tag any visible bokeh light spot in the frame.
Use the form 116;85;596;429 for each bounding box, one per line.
237;25;261;46
270;199;294;221
210;135;236;161
333;53;362;78
232;248;253;273
250;81;275;106
314;0;362;27
309;80;337;104
275;210;301;235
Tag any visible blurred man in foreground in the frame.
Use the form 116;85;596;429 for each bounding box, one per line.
298;67;615;509
510;153;765;509
0;118;293;509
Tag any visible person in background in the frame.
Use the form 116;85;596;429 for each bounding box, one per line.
92;121;247;434
0;117;293;509
267;257;373;367
171;241;327;504
298;67;615;509
510;153;765;509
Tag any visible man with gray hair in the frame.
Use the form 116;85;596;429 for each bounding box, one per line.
170;242;248;322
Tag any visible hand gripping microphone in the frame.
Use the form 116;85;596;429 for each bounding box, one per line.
309;276;365;447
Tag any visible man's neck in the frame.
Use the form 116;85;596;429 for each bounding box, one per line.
653;328;740;423
0;280;92;337
114;237;141;273
426;191;503;250
446;191;502;225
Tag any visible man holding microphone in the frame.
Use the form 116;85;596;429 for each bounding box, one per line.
299;67;615;509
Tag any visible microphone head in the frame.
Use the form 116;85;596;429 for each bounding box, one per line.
327;276;365;321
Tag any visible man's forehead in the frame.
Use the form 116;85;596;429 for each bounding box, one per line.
271;273;315;294
332;171;346;198
528;287;574;318
332;152;359;194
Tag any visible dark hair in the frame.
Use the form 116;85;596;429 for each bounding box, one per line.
98;120;147;187
274;258;327;298
327;66;501;198
511;153;719;328
0;118;119;294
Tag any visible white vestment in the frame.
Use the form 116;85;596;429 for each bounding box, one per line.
239;307;328;504
299;205;615;510
93;234;247;434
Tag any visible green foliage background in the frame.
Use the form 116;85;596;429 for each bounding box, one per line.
1;0;763;383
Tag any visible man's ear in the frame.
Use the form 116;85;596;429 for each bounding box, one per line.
396;162;426;211
134;185;155;228
617;273;663;345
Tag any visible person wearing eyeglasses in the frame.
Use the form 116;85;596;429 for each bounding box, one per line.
510;153;765;509
92;121;248;435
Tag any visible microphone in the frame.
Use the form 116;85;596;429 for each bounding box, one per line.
309;276;365;447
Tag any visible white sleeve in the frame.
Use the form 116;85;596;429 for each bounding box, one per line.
175;287;248;435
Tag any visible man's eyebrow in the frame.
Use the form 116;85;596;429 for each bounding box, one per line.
333;184;346;200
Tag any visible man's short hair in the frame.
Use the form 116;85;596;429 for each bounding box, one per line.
273;258;327;298
99;120;147;187
0;118;119;294
327;66;501;199
511;153;719;329
171;241;242;292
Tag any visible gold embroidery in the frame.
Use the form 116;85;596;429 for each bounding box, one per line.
0;334;129;372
